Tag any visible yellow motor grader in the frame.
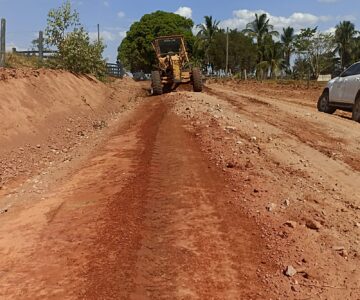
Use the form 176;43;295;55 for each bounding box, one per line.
151;35;202;95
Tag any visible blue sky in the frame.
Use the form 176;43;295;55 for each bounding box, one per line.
0;0;359;62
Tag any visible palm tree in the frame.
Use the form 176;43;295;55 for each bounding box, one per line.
258;37;283;79
243;13;278;60
197;16;220;63
281;26;296;72
243;14;278;79
335;21;357;69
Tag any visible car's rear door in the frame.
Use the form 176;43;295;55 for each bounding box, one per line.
329;77;345;102
342;63;360;104
333;63;360;103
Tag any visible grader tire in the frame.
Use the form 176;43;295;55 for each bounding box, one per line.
151;71;163;95
192;68;203;92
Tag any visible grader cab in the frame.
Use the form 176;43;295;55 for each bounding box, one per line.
151;35;202;95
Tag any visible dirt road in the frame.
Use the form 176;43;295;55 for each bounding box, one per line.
0;80;359;299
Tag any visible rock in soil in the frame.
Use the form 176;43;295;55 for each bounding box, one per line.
284;221;297;228
266;203;277;212
284;265;297;277
305;219;322;231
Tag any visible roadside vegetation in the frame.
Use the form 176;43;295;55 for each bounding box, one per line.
6;1;106;79
45;1;106;79
119;11;360;80
5;53;42;69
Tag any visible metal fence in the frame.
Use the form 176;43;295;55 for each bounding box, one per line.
12;49;58;59
106;63;124;78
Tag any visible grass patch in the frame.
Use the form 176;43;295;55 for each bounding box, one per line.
4;53;44;69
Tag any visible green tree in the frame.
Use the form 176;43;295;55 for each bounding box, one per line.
207;29;257;73
118;11;194;72
30;37;41;51
45;1;106;78
294;27;336;78
243;13;279;63
196;16;220;63
335;21;357;68
281;26;296;73
45;0;80;47
258;36;283;79
350;36;360;65
59;28;106;78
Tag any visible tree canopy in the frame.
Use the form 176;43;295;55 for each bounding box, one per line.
293;27;336;79
118;11;194;72
335;21;358;68
207;29;257;72
196;16;220;63
45;0;106;79
45;0;80;48
118;10;360;80
281;27;296;72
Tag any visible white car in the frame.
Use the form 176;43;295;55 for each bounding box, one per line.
317;62;360;122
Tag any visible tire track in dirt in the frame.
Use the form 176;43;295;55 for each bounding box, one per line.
206;86;360;173
80;99;167;299
82;96;273;300
210;81;323;109
172;89;360;299
205;86;360;213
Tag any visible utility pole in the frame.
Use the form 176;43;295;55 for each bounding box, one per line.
225;27;229;75
38;31;44;61
97;24;100;43
0;18;6;67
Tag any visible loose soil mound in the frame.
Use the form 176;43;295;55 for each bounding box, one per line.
0;68;143;189
1;69;120;146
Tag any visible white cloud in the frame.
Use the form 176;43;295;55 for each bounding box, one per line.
175;6;192;19
119;31;127;39
103;1;109;7
117;11;125;18
192;25;200;35
324;27;336;34
220;9;332;32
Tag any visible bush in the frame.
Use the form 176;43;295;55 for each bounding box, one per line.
45;1;106;79
57;28;106;78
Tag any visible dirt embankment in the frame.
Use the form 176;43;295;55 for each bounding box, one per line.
0;68;144;194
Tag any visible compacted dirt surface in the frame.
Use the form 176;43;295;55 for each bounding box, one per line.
0;73;359;299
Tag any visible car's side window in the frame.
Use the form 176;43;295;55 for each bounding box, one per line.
354;64;360;76
341;63;360;77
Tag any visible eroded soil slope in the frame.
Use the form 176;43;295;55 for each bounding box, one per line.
0;68;144;195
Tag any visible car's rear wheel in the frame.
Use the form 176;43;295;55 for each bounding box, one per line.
352;95;360;122
317;90;336;114
151;71;163;95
